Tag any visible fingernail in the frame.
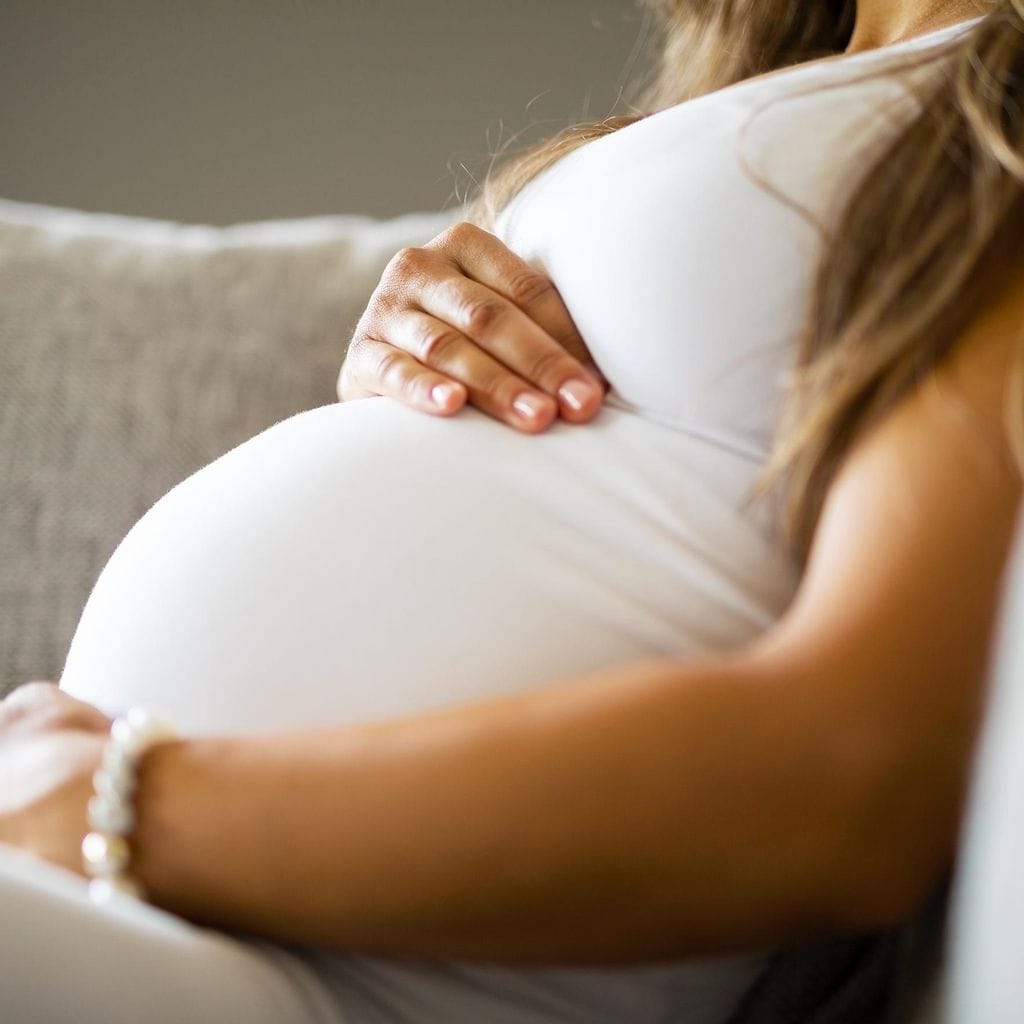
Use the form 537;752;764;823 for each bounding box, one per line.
558;378;597;413
431;383;457;408
513;393;549;421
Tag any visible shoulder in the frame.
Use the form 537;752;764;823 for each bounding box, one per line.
794;242;1024;635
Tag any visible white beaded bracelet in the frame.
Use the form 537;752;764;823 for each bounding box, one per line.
81;707;177;904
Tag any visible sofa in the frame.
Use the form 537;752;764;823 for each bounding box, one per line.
1;196;1020;1022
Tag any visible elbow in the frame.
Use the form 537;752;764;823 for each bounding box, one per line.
826;836;954;935
813;730;968;934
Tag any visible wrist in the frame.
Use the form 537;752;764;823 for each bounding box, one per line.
128;734;195;908
129;732;269;922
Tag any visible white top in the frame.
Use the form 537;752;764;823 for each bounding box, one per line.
61;16;982;1024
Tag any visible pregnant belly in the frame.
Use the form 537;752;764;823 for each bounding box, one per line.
61;400;796;736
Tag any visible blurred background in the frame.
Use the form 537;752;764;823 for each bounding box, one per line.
0;1;656;224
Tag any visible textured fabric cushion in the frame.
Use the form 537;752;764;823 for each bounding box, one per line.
0;198;456;697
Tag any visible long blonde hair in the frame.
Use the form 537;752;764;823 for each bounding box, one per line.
472;0;1024;562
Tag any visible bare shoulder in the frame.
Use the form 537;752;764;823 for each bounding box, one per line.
783;247;1024;653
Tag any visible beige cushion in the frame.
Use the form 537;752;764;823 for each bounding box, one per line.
0;199;456;696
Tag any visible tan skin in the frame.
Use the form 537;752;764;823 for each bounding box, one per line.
1;2;1020;964
847;0;988;53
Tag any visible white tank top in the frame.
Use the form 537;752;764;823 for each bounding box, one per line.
61;16;982;1024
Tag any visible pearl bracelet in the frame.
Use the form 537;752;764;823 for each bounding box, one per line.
81;707;177;904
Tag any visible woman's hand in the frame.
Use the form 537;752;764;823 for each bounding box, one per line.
0;682;109;876
337;221;607;433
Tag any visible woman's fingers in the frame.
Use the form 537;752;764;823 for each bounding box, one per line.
0;682;109;738
417;273;603;422
429;222;602;379
339;337;468;416
343;328;560;433
339;222;605;431
391;311;563;430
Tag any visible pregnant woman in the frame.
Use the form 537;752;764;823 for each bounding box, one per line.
2;0;1022;1021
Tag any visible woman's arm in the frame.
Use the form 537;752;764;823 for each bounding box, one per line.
4;255;1021;965
119;254;1023;963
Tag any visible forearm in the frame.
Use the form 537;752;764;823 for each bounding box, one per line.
128;647;957;964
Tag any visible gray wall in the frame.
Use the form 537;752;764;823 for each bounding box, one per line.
0;1;655;224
